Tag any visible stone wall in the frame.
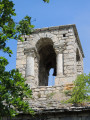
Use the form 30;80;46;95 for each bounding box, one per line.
16;24;84;88
27;85;71;110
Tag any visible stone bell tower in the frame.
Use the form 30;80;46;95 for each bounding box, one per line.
15;24;90;120
16;24;84;89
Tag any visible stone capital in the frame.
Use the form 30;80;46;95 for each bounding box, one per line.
24;48;35;57
54;42;67;54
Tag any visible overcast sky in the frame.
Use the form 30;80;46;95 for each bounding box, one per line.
2;0;90;77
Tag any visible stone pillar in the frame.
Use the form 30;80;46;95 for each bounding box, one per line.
24;48;35;88
54;44;65;86
57;53;63;75
54;43;66;76
26;55;34;76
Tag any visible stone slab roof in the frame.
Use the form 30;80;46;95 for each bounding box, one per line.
19;106;90;115
35;106;90;114
33;24;84;57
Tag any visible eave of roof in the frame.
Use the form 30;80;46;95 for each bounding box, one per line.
36;107;90;114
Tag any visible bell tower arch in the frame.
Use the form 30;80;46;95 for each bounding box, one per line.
36;38;56;86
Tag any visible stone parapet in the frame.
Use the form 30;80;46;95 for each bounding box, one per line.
24;85;74;110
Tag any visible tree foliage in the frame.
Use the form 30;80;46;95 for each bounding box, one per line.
43;0;50;3
0;0;16;56
0;0;49;118
0;0;34;55
68;74;90;104
16;16;34;40
0;57;34;117
0;0;35;118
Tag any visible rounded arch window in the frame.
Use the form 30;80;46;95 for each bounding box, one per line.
36;38;56;86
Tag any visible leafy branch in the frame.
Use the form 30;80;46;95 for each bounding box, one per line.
67;74;90;104
0;0;49;118
43;0;50;3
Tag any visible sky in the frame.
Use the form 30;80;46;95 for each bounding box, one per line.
1;0;90;83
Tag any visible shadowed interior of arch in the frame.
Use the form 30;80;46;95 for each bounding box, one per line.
37;38;56;86
76;48;80;61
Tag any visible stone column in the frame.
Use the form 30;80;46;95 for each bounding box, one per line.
26;54;34;76
57;53;63;75
55;50;64;86
24;48;35;88
54;44;65;86
54;43;66;76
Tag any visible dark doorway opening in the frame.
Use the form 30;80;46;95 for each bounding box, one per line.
37;39;56;86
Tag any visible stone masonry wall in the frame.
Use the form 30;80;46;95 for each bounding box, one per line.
76;42;83;75
16;25;84;88
27;85;71;110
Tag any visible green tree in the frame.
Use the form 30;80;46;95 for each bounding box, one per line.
16;16;34;40
68;73;90;104
0;0;35;118
43;0;50;3
0;0;49;118
0;57;34;117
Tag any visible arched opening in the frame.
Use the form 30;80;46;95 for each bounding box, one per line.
76;48;80;62
48;68;55;86
36;38;56;86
